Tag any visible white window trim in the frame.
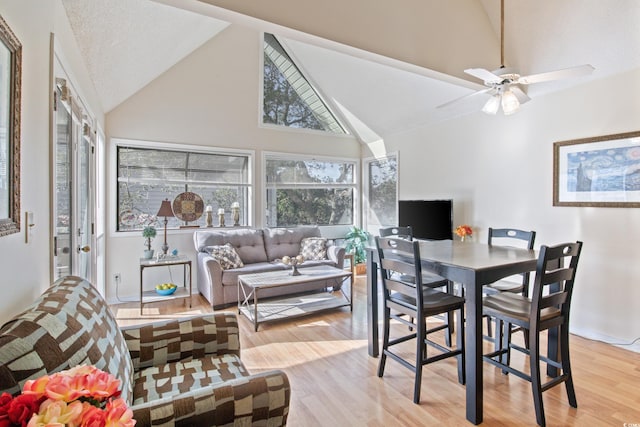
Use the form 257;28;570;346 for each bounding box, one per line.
363;151;399;235
261;150;360;233
258;32;354;138
109;138;255;237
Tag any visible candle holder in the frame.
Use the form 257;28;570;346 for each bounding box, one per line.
282;255;304;276
231;202;240;227
217;208;225;227
205;205;213;227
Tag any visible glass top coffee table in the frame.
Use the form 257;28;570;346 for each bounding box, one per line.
238;265;353;331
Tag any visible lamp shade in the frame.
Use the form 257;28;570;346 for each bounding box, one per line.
482;95;501;115
501;89;520;115
157;199;175;217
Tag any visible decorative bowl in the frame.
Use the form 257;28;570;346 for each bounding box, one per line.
156;286;177;296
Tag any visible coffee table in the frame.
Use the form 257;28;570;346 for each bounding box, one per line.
238;265;352;331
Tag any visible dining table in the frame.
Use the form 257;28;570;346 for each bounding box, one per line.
366;239;539;425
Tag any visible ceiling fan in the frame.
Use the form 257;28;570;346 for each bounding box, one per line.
438;0;594;115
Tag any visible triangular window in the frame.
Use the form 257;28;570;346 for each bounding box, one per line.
263;33;346;134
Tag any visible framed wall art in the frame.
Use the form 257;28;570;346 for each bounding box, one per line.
0;15;22;237
553;131;640;207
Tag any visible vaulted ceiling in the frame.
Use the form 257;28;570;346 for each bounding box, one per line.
61;0;640;139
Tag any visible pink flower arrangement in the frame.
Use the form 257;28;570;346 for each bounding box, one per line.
455;225;473;239
0;365;135;427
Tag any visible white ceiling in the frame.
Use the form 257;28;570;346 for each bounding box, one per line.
61;0;640;138
61;0;229;112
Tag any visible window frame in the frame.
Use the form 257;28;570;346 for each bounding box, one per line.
258;32;352;137
110;138;254;236
262;151;360;230
363;152;399;234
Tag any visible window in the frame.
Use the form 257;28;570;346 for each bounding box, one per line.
116;141;251;231
262;33;346;134
364;154;398;232
265;154;357;227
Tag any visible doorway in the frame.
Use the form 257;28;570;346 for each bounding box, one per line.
51;59;98;289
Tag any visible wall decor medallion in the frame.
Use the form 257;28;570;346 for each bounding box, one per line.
172;192;204;225
553;131;640;207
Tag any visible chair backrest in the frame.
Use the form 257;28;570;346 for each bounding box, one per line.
488;227;536;292
488;228;536;249
375;236;424;316
530;241;582;328
379;226;413;240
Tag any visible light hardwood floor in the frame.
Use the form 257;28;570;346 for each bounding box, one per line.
112;277;639;426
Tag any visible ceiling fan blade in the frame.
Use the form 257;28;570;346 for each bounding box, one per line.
436;88;493;109
511;87;531;104
517;64;595;85
464;68;503;84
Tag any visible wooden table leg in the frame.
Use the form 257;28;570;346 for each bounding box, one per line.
465;276;483;425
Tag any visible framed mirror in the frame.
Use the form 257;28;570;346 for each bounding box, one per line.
0;15;21;237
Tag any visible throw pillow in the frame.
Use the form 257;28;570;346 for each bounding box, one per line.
204;243;244;270
300;237;327;261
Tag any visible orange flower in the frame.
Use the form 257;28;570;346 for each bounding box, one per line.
103;399;135;427
455;225;473;237
20;366;133;427
84;370;121;401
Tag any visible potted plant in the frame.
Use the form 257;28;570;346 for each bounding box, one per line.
344;226;370;275
142;225;157;259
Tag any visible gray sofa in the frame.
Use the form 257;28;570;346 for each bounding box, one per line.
194;226;346;309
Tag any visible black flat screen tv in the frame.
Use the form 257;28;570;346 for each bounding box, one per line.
398;199;453;240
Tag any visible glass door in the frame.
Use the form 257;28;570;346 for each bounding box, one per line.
77;120;94;282
52;75;96;283
53;83;72;279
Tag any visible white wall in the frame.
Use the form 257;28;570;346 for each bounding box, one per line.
105;23;361;302
367;67;640;349
0;0;104;324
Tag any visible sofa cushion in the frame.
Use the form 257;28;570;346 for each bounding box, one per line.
132;353;249;405
194;229;268;264
263;227;321;261
300;237;328;260
205;244;244;270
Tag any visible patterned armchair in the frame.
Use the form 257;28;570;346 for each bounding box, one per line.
0;276;290;426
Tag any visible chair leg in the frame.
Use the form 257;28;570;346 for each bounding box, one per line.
378;308;390;378
456;307;465;385
414;324;424;404
493;318;503;356
444;311;453;347
486;315;493;337
560;323;578;408
529;325;546;427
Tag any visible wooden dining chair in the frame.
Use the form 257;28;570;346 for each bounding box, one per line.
375;236;465;404
379;226;455;346
485;228;537;295
379;226;413;240
484;227;536;340
483;241;583;427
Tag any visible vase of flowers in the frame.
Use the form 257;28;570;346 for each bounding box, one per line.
455;224;473;242
0;365;135;426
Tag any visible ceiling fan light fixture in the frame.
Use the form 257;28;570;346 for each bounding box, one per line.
501;89;520;115
482;94;501;115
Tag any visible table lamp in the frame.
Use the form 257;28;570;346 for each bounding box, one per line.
156;199;175;255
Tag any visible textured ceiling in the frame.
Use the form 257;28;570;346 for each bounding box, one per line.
62;0;640;135
62;0;229;112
